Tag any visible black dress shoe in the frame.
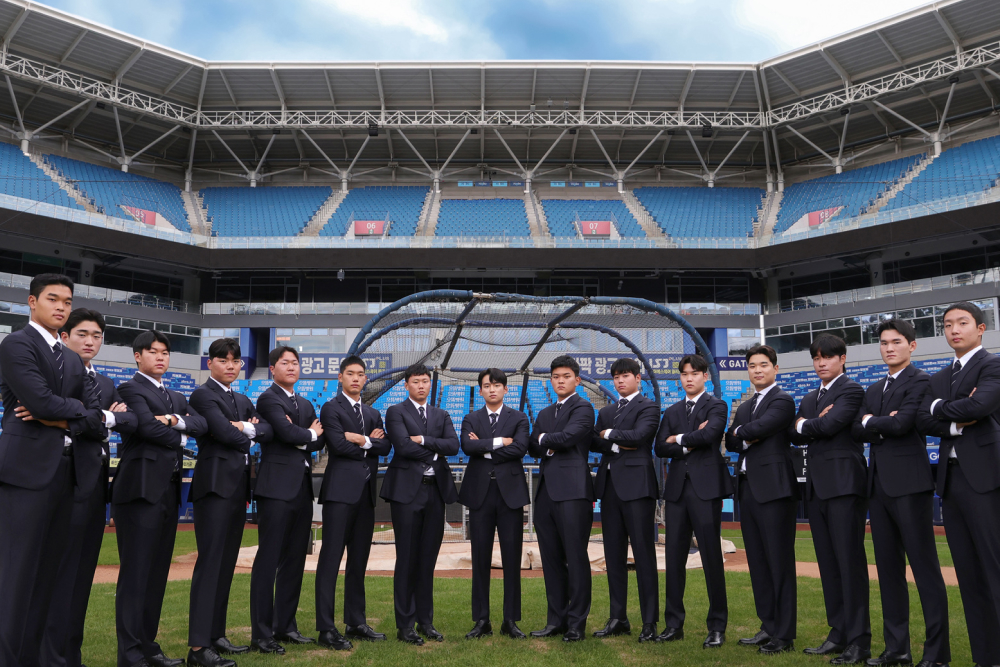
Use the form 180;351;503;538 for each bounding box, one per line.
501;620;526;639
417;623;444;642
638;623;657;643
397;628;425;645
345;624;387;641
593;618;631;637
149;653;185;667
562;628;584;642
832;646;873;665
914;662;948;667
655;627;684;642
318;629;353;651
187;647;236;667
704;631;725;648
274;631;315;644
760;639;795;655
867;651;912;666
740;630;771;646
212;637;250;655
251;638;285;655
805;640;846;655
530;624;567;638
466;620;493;639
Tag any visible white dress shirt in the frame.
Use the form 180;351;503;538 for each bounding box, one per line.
137;371;189;447
483;405;505;460
275;384;320;466
28;320;73;447
84;363;117;430
409;397;437;475
930;345;983;457
340;391;372;449
675;389;706;454
600;389;642;455
795;373;844;434
736;382;778;472
861;367;906;428
540;394;575;456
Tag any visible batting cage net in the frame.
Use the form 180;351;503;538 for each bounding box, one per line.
343;290;722;545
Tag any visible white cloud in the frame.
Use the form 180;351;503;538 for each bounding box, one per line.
311;0;449;42
59;0;184;47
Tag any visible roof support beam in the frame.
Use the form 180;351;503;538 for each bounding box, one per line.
162;64;193;96
820;49;851;88
5;74;24;136
770;66;802;97
622;129;664;184
128;124;181;163
300;129;342;176
875;30;904;65
2;7;29;50
529;128;569;182
211;130;252;177
934;10;962;55
712;130;750;181
59;29;87;64
493;128;526;176
114;47;144;84
112;106;127;169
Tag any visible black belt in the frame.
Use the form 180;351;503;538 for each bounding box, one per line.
422;476;436;485
489;470;497;479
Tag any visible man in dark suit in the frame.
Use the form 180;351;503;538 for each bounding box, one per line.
381;364;459;644
590;358;660;642
315;354;391;649
187;338;273;667
917;301;1000;667
114;330;208;667
790;334;869;665
725;344;798;655
459;368;530;640
655;354;733;648
40;309;136;667
527;355;596;643
249;346;325;654
853;319;949;667
0;274;105;667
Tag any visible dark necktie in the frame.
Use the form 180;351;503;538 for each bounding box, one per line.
418;405;426;427
749;392;760;414
88;370;103;406
883;375;895;392
685;400;695;418
354;402;365;431
952;359;963;385
52;341;64;384
158;383;172;410
613;398;628;427
818;387;828;402
226;389;240;418
290;394;300;422
490;412;498;434
554;402;562;420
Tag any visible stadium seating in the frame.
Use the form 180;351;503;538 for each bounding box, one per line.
884;135;1000;213
320;185;429;237
774;154;923;234
632;186;765;237
0;144;84;211
435;199;531;236
201;186;332;236
540;199;645;237
45;155;192;232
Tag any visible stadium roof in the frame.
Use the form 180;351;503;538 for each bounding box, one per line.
1;0;1000;186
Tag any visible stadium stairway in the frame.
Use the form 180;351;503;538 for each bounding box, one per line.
181;189;211;236
301;189;347;236
864;152;935;215
621;189;665;239
524;189;553;241
416;189;440;236
757;190;783;236
26;152;96;213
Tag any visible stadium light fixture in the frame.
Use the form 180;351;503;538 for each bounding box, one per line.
701;123;713;138
367;122;378;137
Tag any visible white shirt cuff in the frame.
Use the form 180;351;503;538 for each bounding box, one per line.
432;453;438;461
362;436;372;449
492;437;503;449
682;447;689;454
180;434;188;447
861;415;872;428
484;453;492;459
102;410;116;429
537;433;545;446
733;425;741;437
675;433;684;447
611;444;619;453
931;398;942;415
242;422;256;440
950;422;964;437
546;449;554;457
309;429;318;442
415;435;424;445
602;429;612;439
742;440;750;450
172;415;186;431
796;419;805;434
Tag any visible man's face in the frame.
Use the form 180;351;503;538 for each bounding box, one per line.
679;365;707;396
943;308;986;354
406;373;431;402
879;329;915;368
209;352;242;386
480;376;507;405
550;366;580;399
61;321;103;362
270;352;300;386
341;364;367;396
747;353;777;389
613;372;640;397
813;353;846;382
135;341;170;378
28;284;72;332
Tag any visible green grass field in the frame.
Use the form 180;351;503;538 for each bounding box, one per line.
719;529;955;568
78;568;972;666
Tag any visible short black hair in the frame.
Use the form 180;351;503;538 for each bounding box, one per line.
610;358;641;377
268;345;299;367
133;330;171;356
404;364;431;382
61;308;105;335
29;273;74;299
340;355;366;374
478;368;507;387
550;355;580;376
745;344;777;365
876;318;916;344
208;337;241;361
943;301;985;327
679;354;709;374
810;333;847;359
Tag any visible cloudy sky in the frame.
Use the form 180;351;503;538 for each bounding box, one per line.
46;0;933;62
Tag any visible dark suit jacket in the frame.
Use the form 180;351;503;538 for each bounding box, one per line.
528;393;596;503
917;348;1000;495
74;371;137;500
590;394;659;502
724;385;798;504
113;373;208;505
380;400;459;504
851;364;934;497
459;405;530;510
319;393;391;505
0;325;103;490
189;379;273;502
789;374;867;500
254;384;325;501
656;393;734;502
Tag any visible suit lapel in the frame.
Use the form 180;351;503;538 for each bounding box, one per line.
553;393;577;430
952;349;986;398
133;373;174;412
749;385;778;422
24;325;61;392
207;379;238;419
272;383;300;424
403;400;428;435
880;365;910;411
492;405;510;435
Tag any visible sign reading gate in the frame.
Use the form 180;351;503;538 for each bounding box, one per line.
354;220;386;236
580;220;611;238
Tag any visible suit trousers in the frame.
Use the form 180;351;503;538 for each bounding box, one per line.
601;474;658;624
389;480;445;629
533;479;593;631
469;477;523;623
315;479;376;630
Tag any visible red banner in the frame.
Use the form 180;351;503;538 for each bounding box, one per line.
125;206;156;225
355;220;386;236
807;207;841;227
581;220;611;237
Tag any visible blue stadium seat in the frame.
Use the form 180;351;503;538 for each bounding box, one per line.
320;186;429;237
201;186;332;236
540;199;645;237
435;199;530;236
0;144;84;212
632;186;764;237
885;136;1000;213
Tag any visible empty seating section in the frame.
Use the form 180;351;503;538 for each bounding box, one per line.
0;144;83;211
633;186;764;237
201;186;331;237
45;155;191;231
774;154;922;234
435;199;531;236
885;136;1000;213
540;199;645;237
321;186;429;236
